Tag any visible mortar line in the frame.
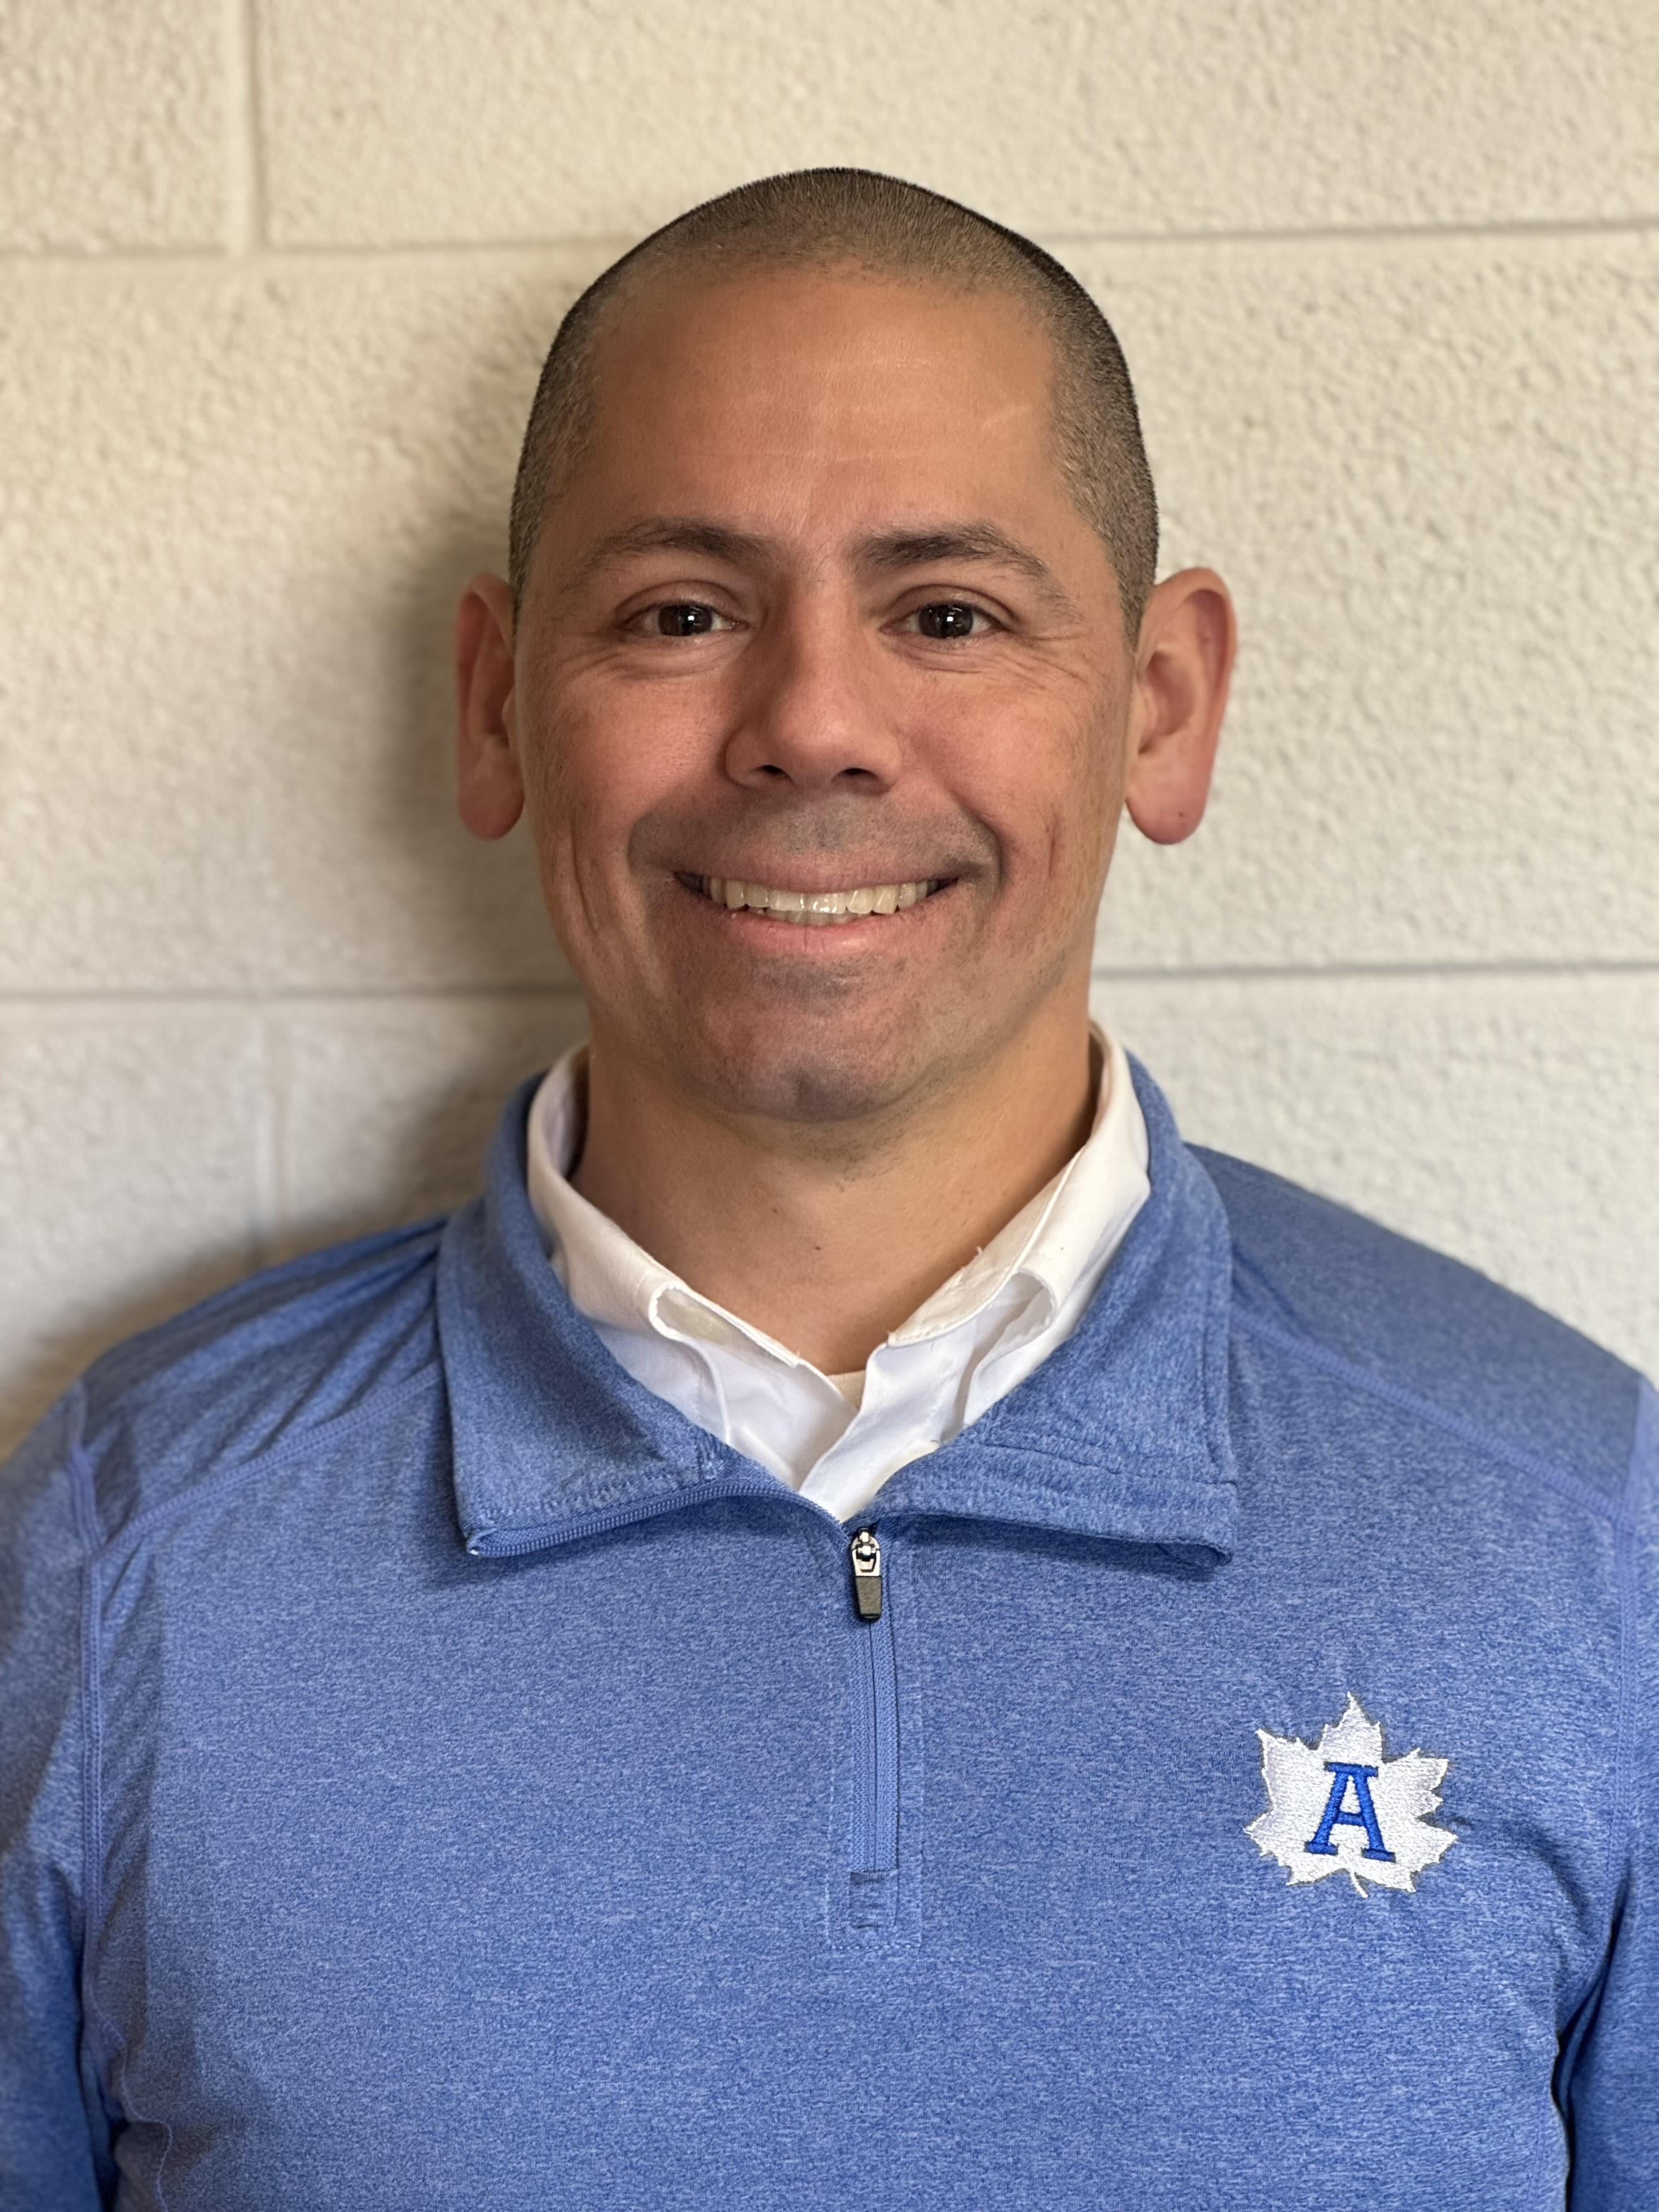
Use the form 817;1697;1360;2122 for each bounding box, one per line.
1;212;1654;278
225;0;266;255
261;1005;293;1261
0;985;586;1014
0;962;1655;1015
249;1008;281;1267
1046;212;1659;251
178;207;1659;258
1090;956;1659;985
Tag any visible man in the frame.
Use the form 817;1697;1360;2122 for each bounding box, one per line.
1;168;1652;2208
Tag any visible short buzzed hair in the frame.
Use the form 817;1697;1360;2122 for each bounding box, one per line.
507;167;1159;635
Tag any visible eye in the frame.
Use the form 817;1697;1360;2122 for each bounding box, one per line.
640;602;731;637
910;601;993;641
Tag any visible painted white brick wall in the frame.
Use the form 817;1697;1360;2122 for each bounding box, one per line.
1;1;1654;1455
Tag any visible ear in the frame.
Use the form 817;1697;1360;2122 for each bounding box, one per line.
1122;568;1236;846
454;572;524;840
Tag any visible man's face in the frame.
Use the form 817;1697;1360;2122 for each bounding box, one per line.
508;267;1138;1126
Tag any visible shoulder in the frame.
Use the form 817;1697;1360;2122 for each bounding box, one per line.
59;1217;449;1547
1192;1144;1647;1514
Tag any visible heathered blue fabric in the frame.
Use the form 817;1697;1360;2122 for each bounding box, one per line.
1;1059;1653;2210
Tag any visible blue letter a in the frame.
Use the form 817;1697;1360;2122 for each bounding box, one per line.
1306;1762;1395;1862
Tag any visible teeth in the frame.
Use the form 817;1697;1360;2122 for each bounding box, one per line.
703;876;938;924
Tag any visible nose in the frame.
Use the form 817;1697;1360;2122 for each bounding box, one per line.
722;594;902;792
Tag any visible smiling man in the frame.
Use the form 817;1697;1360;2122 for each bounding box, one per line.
2;170;1655;2210
451;210;1228;1502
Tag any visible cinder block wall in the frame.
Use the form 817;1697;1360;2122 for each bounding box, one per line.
2;2;1655;1455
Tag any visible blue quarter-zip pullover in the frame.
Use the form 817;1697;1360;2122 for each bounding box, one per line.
1;1062;1654;2208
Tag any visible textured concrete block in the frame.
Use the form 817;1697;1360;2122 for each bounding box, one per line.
3;235;1653;997
0;256;603;992
1087;232;1659;969
0;1010;265;1459
0;1;231;252
1097;970;1659;1379
256;0;1659;247
270;992;588;1254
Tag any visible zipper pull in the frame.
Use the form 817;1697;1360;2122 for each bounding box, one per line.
849;1527;883;1622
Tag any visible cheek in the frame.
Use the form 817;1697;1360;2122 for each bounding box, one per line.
522;696;639;871
520;689;715;962
1048;697;1128;866
517;718;625;958
941;699;1123;899
530;662;723;834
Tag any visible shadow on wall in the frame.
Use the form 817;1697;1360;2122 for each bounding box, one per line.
0;981;588;1465
241;473;595;1264
369;272;583;1005
0;966;582;1463
0;290;603;1459
258;275;594;1268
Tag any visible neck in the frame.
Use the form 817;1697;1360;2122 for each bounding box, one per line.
570;995;1098;1373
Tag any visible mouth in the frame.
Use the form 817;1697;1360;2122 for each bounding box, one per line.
676;872;952;927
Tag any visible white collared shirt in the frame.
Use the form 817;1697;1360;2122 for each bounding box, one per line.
524;1031;1151;1522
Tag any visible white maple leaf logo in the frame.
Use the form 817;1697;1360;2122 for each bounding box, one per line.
1246;1695;1455;1896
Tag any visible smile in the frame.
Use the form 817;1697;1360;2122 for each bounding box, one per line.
684;874;948;926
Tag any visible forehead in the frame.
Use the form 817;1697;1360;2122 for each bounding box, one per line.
548;264;1084;558
595;259;1053;397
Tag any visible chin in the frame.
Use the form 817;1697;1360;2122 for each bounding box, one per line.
701;1050;915;1128
678;1007;944;1129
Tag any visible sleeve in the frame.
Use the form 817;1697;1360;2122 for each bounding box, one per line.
1563;1379;1658;2209
0;1389;114;2209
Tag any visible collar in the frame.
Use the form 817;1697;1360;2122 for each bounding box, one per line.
524;1029;1148;1365
437;1056;1238;1561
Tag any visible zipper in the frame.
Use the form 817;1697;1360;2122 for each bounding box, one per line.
848;1526;900;1876
849;1526;883;1619
469;1487;906;1898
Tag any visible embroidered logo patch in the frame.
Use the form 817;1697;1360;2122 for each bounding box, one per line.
1247;1695;1455;1895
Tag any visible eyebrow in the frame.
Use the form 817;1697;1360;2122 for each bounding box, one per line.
856;523;1082;623
566;514;1075;615
853;522;1057;590
566;517;776;592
